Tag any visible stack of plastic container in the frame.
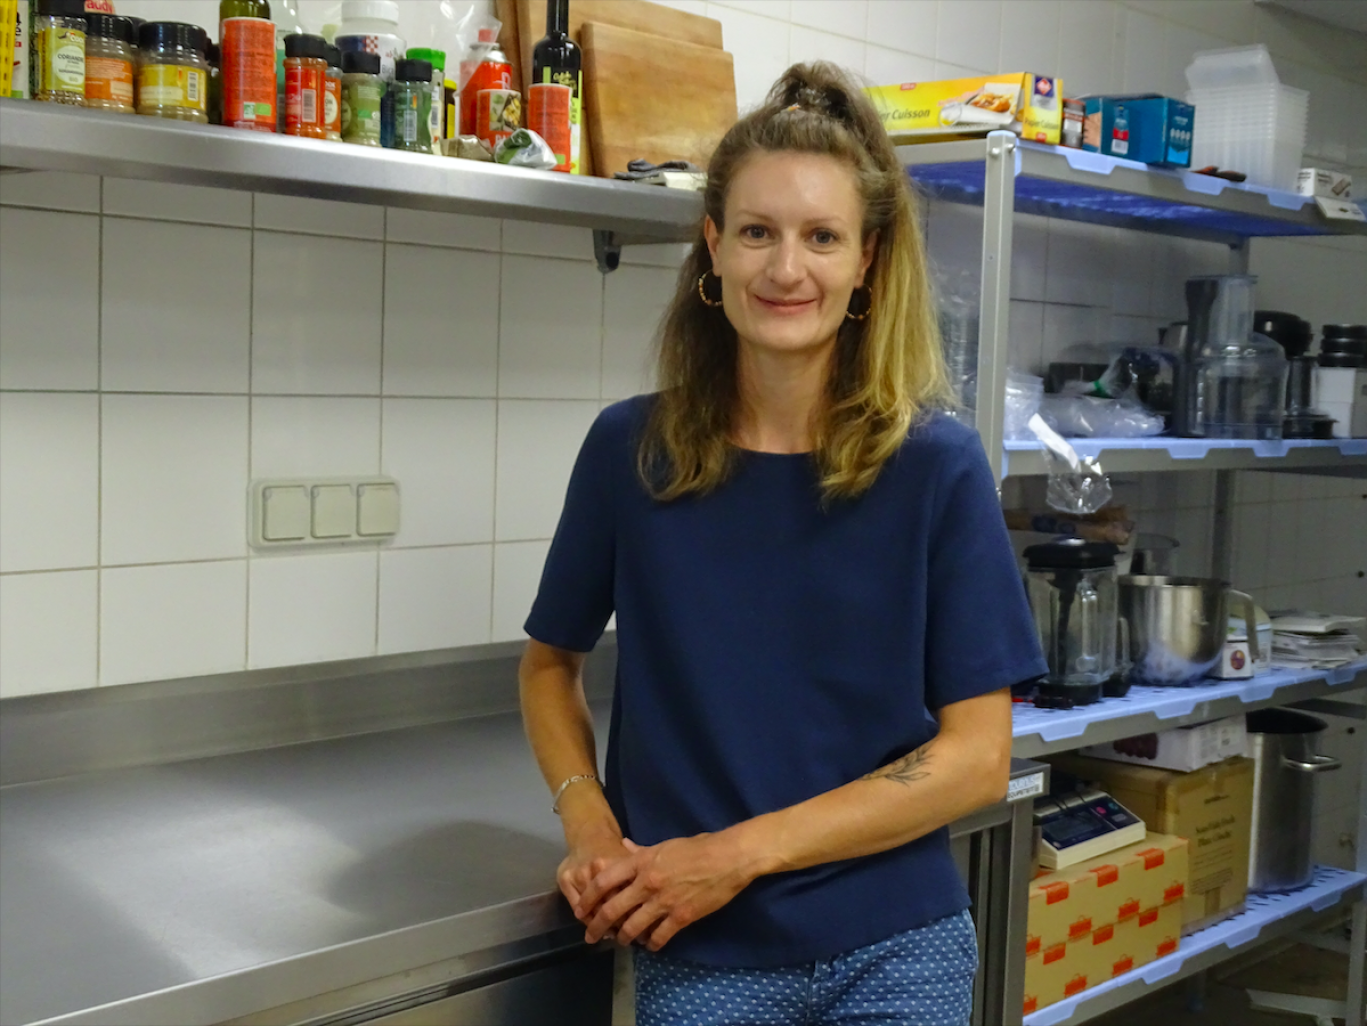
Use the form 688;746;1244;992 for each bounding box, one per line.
1185;45;1308;192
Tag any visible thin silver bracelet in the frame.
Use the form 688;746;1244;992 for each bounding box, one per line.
551;774;601;815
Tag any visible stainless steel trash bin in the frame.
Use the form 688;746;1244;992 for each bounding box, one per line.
1246;708;1341;893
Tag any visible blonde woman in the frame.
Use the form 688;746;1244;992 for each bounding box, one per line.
519;63;1046;1026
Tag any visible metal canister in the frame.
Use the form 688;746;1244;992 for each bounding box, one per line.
458;28;510;153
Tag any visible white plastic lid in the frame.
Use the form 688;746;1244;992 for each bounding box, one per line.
1185;44;1280;90
340;0;400;26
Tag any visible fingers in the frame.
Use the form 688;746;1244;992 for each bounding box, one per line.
575;857;639;920
613;901;666;948
584;878;648;943
641;914;685;952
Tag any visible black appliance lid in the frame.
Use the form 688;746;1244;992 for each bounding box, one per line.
1024;539;1120;570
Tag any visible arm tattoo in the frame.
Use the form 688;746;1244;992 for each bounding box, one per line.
861;742;935;786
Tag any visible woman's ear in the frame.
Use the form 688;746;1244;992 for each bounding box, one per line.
857;231;879;286
704;216;722;271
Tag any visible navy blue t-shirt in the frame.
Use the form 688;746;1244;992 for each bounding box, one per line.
525;394;1045;967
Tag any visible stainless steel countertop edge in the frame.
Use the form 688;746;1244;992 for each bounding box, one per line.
26;891;578;1026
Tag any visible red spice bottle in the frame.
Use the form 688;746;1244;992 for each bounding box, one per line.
283;32;326;138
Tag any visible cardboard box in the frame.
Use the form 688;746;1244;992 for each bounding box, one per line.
1297;168;1352;200
1081;95;1194;167
1078;716;1248;772
1027;833;1188;951
1049;754;1254;933
1024;841;1186;1016
866;72;1063;144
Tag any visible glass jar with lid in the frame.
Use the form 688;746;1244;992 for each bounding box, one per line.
32;0;87;105
84;14;136;113
392;57;433;154
137;21;210;123
283;33;328;138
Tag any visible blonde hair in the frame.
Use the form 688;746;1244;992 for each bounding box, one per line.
638;61;950;503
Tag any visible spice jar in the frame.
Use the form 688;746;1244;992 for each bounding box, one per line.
32;0;86;105
137;21;209;122
324;43;342;141
220;13;277;132
83;13;135;113
340;49;382;147
406;47;445;153
283;32;327;138
391;57;432;154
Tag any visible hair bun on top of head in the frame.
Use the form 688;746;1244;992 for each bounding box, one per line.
773;64;856;124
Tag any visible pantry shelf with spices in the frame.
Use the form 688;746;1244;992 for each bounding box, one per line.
0;96;700;244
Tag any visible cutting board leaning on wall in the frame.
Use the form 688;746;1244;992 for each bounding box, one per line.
497;0;733;177
582;21;737;178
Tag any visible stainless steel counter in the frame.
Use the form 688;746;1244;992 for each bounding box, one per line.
0;700;609;1026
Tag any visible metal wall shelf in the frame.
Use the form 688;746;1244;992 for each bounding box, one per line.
1012;659;1367;758
0;99;701;245
1003;436;1367;478
1023;866;1367;1025
901;138;1367;246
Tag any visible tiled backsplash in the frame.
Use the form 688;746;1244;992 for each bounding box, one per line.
3;0;1366;698
0;173;674;696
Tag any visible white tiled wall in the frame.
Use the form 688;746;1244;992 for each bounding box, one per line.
0;176;672;697
2;0;1366;702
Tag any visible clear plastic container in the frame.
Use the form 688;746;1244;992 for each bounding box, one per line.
1188;275;1288;440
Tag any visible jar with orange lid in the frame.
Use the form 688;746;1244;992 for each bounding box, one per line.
83;13;135;113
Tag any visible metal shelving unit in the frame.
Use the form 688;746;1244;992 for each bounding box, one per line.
899;134;1367;480
0;99;701;271
1011;660;1367;759
1023;866;1367;1026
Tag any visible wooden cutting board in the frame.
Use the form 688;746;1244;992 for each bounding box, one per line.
505;0;725;178
582;21;736;178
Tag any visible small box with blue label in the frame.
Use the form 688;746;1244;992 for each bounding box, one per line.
1081;95;1194;167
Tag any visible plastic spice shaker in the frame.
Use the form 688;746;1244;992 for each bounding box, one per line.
83;13;135;113
32;0;86;105
324;43;343;140
392;57;432;154
138;21;209;122
340;49;382;147
405;47;444;153
283;32;327;138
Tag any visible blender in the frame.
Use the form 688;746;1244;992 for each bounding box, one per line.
1183;275;1288;440
1023;539;1128;706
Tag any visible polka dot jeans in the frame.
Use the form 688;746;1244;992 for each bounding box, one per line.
634;909;979;1026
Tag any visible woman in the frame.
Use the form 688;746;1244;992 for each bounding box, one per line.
519;63;1046;1026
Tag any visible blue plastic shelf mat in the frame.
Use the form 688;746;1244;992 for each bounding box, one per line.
1012;659;1367;745
1024;866;1367;1025
1003;437;1367;461
905;141;1362;239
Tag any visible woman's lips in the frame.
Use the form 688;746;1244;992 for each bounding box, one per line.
753;295;817;315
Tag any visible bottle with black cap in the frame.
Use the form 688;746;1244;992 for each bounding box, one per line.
392;57;434;154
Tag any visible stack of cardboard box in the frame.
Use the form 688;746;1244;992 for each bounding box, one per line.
1024;833;1188;1016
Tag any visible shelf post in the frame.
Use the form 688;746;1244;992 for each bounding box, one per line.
976;132;1017;482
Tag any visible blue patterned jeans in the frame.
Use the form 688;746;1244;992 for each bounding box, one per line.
634;909;979;1026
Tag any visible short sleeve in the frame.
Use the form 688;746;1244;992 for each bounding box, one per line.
924;437;1046;709
523;410;620;653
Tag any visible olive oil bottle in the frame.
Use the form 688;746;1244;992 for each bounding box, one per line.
526;0;581;173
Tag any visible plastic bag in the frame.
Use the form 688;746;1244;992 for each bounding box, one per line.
1038;395;1165;438
1004;370;1044;440
495;129;557;169
933;266;979;415
1026;413;1114;515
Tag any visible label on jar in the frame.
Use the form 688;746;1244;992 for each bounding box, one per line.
139;64;207;111
475;88;520;148
221;17;276;131
36;24;85;95
285;60;324;131
85;55;133;105
341;78;382;143
324;77;340;133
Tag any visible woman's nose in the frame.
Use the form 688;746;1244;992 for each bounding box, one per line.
766;237;805;287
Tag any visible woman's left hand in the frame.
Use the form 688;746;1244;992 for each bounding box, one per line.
576;833;757;951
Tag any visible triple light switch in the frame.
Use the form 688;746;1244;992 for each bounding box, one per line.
251;478;400;548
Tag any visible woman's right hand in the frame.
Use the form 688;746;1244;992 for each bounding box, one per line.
556;787;632;917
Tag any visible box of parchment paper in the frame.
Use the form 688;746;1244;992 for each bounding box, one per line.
866;73;1063;144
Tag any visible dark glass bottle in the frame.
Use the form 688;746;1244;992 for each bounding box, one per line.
528;0;581;173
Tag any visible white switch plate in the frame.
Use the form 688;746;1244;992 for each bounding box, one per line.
250;477;400;548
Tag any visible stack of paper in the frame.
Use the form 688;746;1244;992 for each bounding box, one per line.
1269;611;1365;668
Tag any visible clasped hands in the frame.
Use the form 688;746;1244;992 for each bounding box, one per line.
557;827;756;952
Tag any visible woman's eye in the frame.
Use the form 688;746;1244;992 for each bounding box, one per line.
741;225;768;240
812;229;838;245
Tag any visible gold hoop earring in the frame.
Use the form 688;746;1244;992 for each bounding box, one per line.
697;270;724;308
845;283;873;321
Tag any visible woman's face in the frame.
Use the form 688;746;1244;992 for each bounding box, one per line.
705;151;876;360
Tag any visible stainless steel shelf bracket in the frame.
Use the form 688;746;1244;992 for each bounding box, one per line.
593;230;622;274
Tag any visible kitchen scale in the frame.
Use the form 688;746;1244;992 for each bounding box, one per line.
1033;787;1147;869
